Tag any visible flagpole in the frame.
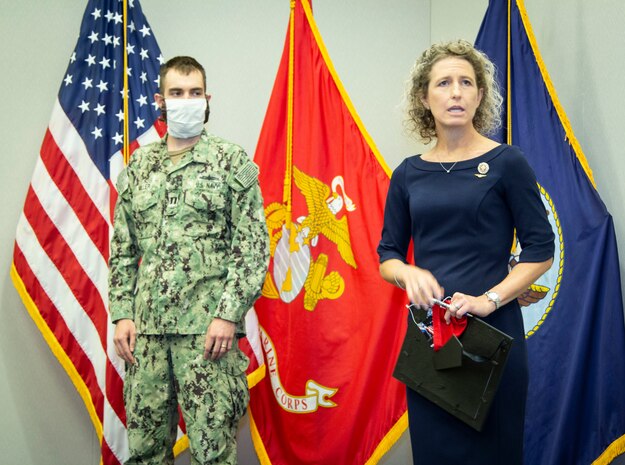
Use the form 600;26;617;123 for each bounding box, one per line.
122;0;130;165
507;0;512;145
285;0;296;251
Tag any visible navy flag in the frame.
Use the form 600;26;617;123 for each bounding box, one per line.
476;1;625;464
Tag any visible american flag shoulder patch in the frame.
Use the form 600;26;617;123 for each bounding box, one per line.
234;161;259;190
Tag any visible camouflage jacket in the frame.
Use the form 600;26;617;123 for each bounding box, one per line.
108;131;269;335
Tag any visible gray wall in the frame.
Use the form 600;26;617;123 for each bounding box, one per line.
1;1;624;464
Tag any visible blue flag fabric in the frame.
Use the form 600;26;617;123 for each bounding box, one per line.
475;1;625;464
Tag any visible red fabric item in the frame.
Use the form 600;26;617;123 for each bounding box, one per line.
248;1;408;463
432;299;468;351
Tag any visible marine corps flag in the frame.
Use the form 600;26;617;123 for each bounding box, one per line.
475;1;625;464
249;0;408;463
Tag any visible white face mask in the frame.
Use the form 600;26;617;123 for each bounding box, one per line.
164;98;207;139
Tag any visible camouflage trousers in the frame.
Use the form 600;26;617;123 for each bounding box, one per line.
123;334;250;465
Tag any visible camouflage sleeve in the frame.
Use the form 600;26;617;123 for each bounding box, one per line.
108;169;140;323
214;151;270;324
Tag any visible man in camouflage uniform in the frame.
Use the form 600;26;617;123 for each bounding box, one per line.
109;56;269;465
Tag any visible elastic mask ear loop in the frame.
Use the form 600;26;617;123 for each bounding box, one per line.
159;101;167;122
204;98;210;124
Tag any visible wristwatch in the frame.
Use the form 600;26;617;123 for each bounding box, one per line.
484;291;501;310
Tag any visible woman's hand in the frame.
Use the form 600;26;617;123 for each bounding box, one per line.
446;292;496;323
395;264;444;309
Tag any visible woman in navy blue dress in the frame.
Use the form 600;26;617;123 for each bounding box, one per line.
378;40;554;464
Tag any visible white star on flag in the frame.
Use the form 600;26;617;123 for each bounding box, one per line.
96;80;108;92
134;116;145;129
99;57;111;69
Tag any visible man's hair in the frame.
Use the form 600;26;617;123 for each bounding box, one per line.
405;39;503;144
159;56;207;92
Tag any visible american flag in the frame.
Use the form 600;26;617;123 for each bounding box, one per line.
11;1;165;463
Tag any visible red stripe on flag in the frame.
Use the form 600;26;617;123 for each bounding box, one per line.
100;430;123;465
20;188;129;423
40;129;110;261
105;360;127;427
13;244;106;423
22;186;109;344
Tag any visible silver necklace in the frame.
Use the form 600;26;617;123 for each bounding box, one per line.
438;159;458;173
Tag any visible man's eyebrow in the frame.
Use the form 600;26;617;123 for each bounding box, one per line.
166;86;204;93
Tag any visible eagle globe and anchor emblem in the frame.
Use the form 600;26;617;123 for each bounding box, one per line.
262;166;358;310
258;166;358;414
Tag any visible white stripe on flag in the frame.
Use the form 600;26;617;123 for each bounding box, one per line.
109;124;162;188
245;307;265;367
29;155;109;306
103;395;129;463
48;99;111;225
15;214;109;395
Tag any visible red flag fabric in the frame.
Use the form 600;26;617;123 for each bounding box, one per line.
249;1;408;463
10;1;264;463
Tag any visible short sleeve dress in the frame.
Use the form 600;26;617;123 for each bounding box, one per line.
377;144;554;465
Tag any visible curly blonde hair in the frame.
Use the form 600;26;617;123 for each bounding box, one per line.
406;39;503;144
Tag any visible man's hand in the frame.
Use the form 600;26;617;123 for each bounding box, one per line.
113;319;137;365
204;318;236;361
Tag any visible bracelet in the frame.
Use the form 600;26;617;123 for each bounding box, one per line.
393;271;405;290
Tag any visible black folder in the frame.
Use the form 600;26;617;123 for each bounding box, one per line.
393;307;513;431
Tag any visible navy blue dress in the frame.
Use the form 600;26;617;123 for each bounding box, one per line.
378;145;554;465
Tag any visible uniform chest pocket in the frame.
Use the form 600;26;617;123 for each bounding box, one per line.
132;191;160;239
182;188;229;237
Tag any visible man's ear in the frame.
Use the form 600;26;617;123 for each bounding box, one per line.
155;93;166;121
154;93;165;108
